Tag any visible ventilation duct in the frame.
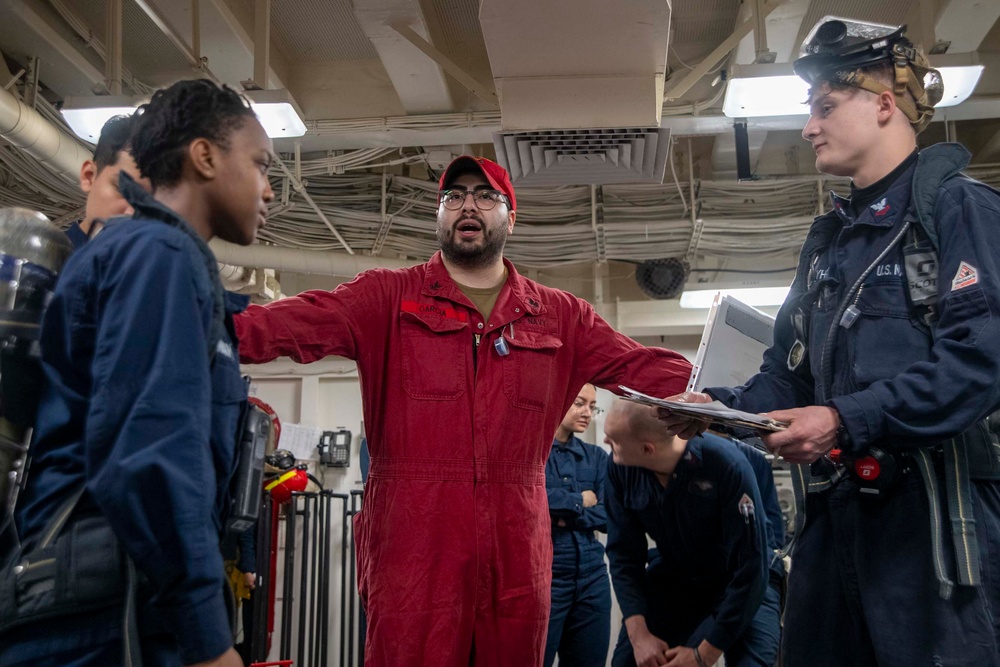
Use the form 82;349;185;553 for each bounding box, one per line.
480;0;670;130
494;127;671;186
635;258;690;299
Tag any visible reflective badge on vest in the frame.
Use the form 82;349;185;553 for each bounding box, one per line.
904;241;937;308
952;262;979;291
216;339;235;360
903;224;938;325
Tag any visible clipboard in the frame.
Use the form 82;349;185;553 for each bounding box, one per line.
619;385;788;433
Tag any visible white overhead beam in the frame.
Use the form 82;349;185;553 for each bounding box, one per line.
251;0;269;89
202;0;287;89
935;0;1000;53
0;0;107;97
735;0;811;65
293;93;1000;150
353;0;455;114
664;0;780;101
104;0;122;95
390;21;496;107
131;0;217;79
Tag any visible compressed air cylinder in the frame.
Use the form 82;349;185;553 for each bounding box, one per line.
0;207;73;510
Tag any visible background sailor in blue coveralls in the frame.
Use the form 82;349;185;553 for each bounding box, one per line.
659;18;1000;667
604;400;778;667
63;113;150;250
0;79;274;667
543;383;612;667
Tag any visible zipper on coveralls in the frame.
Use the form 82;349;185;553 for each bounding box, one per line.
473;333;481;373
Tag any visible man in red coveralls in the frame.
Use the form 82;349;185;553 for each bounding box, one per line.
234;156;691;666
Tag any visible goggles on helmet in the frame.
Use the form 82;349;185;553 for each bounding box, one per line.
793;17;944;133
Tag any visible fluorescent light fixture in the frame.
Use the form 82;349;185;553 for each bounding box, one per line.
245;88;307;138
722;62;984;118
937;65;984;108
679;286;791;309
62;88;307;141
723;69;808;118
61;95;144;142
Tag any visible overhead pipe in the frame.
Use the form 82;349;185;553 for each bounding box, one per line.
209;239;419;277
0;85;91;185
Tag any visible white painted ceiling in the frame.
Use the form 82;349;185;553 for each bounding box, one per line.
0;0;998;313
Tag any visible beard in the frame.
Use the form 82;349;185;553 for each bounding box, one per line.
437;218;509;269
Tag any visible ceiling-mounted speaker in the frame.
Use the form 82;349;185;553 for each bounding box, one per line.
635;258;690;300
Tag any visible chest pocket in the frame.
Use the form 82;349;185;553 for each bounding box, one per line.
399;310;468;400
575;465;597;491
848;279;928;389
501;329;562;412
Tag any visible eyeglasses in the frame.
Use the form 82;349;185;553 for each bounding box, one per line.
440;188;508;211
573;401;605;416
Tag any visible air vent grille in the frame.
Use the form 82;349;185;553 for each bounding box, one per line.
493;127;671;186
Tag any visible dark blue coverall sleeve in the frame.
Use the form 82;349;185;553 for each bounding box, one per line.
702;450;769;651
604;461;651;620
734;440;786;581
547;486;585;517
574;447;608;532
84;233;232;664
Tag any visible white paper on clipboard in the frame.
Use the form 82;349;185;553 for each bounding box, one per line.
619;386;788;432
687;294;776;393
277;423;324;462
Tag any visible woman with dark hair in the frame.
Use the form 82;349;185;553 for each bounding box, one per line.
0;79;274;667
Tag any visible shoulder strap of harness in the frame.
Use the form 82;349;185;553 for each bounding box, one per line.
901;143;973;327
904;144;998;596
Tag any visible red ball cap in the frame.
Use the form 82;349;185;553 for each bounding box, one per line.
438;156;516;212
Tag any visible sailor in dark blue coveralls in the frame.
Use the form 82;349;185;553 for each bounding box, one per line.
63;113;149;250
660;19;1000;667
0;79;274;667
543;383;612;667
604;400;779;667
